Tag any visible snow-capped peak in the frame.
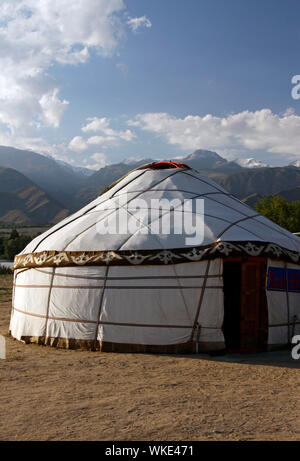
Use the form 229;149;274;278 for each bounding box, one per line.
56;159;94;176
289;160;300;167
234;158;270;168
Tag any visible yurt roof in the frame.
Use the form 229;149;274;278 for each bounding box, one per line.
13;162;300;269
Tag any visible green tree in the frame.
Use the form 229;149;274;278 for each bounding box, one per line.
4;239;21;260
4;235;32;260
9;229;20;239
0;236;4;257
255;195;300;233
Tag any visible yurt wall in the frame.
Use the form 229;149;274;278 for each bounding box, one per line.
10;259;225;352
266;259;300;349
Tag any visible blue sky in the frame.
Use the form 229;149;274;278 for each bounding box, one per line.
1;0;300;168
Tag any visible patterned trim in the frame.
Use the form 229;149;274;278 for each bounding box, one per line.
12;241;300;269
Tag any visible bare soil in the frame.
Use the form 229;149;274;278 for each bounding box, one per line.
0;275;299;441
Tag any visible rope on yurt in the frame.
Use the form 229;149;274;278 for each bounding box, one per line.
11;269;17;320
112;168;192;326
44;267;56;344
98;168;148;198
215;214;261;240
31;169;149;252
62;169;182;251
291;315;298;340
284;262;291;344
190;259;211;347
195;323;201;353
181;169;300;251
11;267;33;327
180;169;227;194
96;159;188;198
93;265;109;351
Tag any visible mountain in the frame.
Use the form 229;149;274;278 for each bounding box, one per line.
74;149;244;207
0;167;69;225
55;159;94;177
73;150;300;208
219;166;300;199
272;186;300;202
75;158;154;205
181;149;242;173
234;158;270;168
183;149;225;168
0;146;299;222
0;146;86;211
242;185;300;207
289;160;300;167
88;158;153;187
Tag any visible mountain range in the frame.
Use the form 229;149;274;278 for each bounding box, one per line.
0;146;299;225
0;166;69;224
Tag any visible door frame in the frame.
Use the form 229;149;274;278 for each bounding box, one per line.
223;256;268;352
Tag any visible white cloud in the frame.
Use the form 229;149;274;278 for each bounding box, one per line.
127;15;152;32
68;136;88;152
84;152;107;170
80;116;136;146
0;2;155;159
69;116;136;156
39;88;69;128
82;117;110;133
0;0;126;135
87;135;119;147
119;129;136;141
130;109;300;160
0;126;68;158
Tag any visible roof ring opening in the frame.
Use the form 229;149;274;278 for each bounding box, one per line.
138;161;191;170
98;160;191;197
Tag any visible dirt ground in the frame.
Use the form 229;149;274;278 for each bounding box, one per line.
0;275;299;441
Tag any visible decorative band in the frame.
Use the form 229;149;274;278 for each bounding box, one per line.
12;240;300;270
13;335;201;353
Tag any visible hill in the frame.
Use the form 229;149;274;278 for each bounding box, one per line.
0;167;69;225
0;146;299;220
219;166;300;199
75;159;153;205
182;149;243;173
243;186;300;207
76;151;300;207
0;146;85;211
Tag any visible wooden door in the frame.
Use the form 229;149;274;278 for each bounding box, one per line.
240;261;267;351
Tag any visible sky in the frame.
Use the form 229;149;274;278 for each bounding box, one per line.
1;0;300;169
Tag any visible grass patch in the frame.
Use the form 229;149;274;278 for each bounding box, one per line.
0;274;13;299
0;266;13;275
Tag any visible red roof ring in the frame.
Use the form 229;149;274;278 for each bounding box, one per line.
138;161;191;170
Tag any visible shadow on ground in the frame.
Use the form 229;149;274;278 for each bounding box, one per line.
173;349;300;369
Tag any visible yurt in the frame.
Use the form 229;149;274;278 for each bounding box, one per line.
10;161;300;353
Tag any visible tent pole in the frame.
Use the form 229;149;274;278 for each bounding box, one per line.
44;267;55;344
195;323;201;353
284;262;290;345
93;265;109;351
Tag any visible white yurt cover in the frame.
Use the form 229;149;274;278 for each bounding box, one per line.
10;162;300;352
